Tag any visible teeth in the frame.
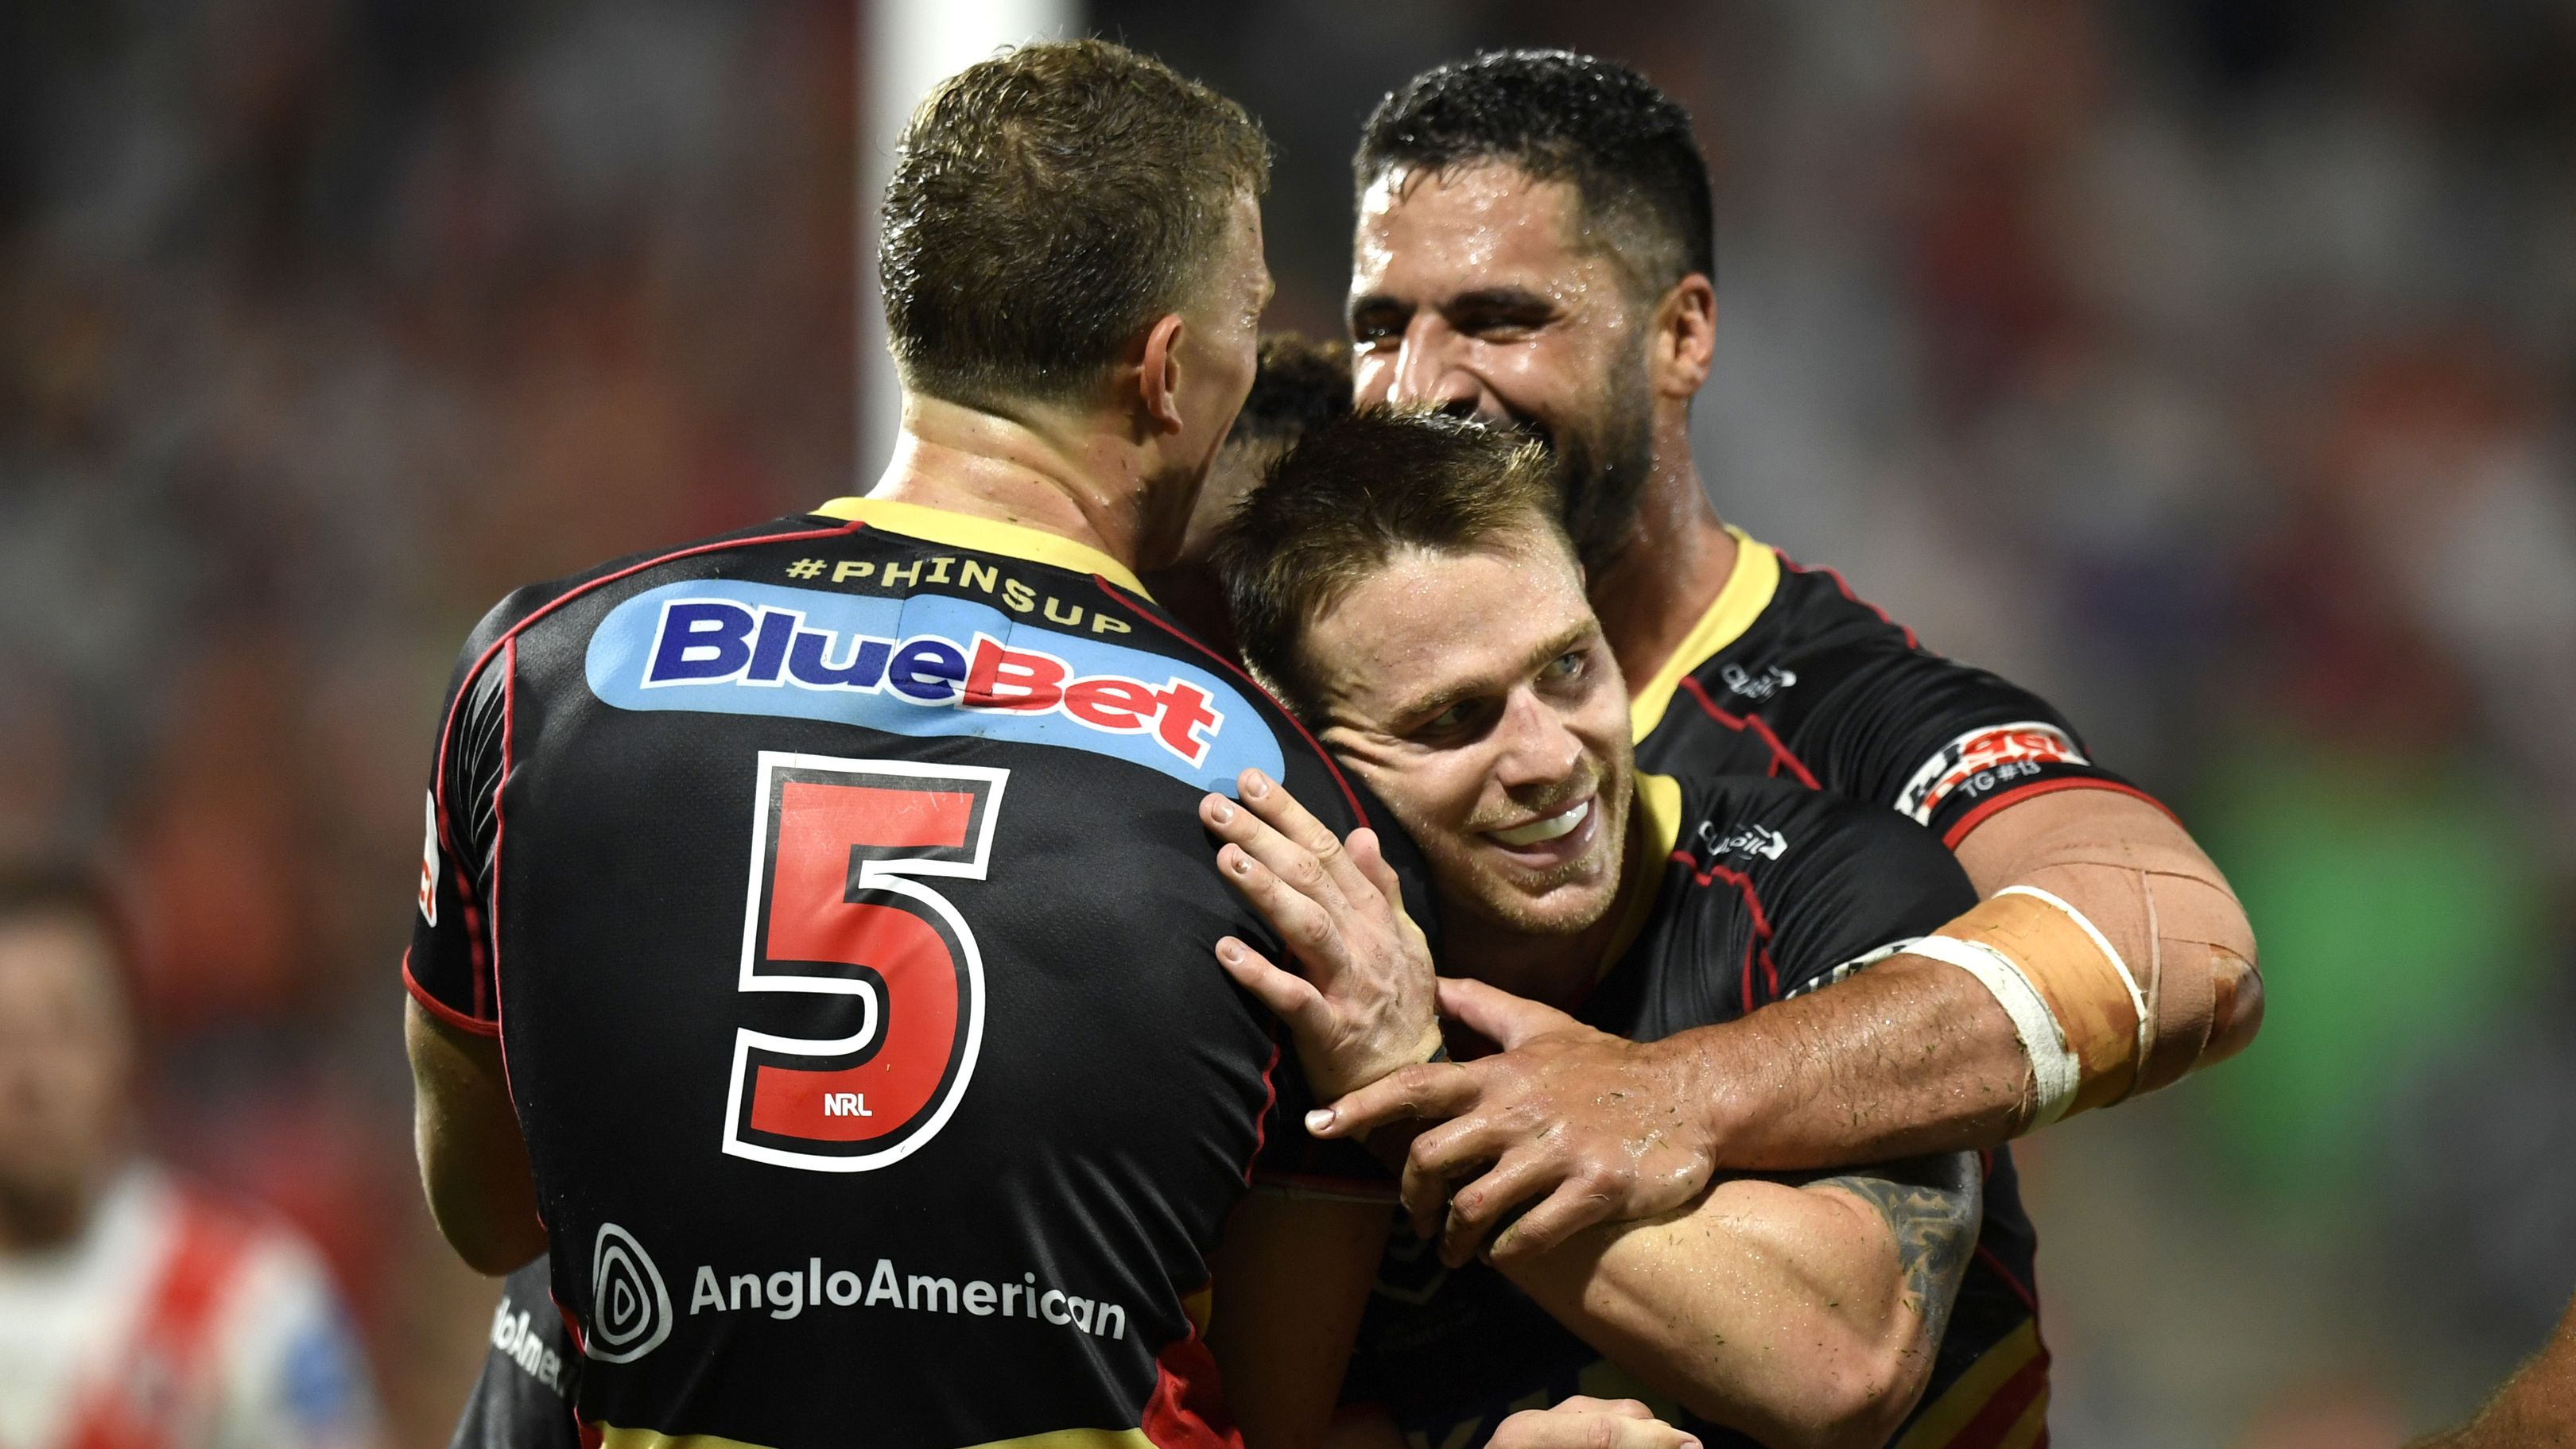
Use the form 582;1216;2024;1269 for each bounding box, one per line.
1492;799;1589;847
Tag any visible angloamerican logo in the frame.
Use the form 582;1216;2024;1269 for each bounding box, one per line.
584;582;1283;791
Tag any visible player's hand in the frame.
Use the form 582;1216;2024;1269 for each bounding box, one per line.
1488;1397;1699;1449
1308;977;1717;1268
1201;768;1442;1101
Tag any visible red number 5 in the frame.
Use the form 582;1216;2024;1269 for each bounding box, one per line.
721;752;1005;1171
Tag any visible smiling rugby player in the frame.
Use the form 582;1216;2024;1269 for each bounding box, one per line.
1324;50;2260;1265
1200;409;2035;1449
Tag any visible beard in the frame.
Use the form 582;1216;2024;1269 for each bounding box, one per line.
1503;351;1658;575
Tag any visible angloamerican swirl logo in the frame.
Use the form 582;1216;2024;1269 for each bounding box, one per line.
585;1222;673;1364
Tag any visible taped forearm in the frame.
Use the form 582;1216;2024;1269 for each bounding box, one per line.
1499;1177;1934;1446
1946;788;2260;1119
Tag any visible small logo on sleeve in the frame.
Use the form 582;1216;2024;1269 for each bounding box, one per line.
417;792;439;927
1899;723;2086;823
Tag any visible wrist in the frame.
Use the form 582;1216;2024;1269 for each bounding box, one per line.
1656;1024;1756;1170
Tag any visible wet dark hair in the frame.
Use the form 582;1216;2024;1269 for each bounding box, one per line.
1226;335;1352;447
1355;49;1713;294
1215;409;1564;722
881;40;1270;410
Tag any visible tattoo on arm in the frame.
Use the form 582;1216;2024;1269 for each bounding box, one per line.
1813;1153;1982;1348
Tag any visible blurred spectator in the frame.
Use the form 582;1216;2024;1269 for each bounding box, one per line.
0;861;387;1449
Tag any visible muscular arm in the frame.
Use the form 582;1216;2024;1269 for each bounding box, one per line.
1325;787;2259;1257
1499;1153;1980;1449
1952;788;2260;1091
405;999;545;1275
1678;787;2262;1168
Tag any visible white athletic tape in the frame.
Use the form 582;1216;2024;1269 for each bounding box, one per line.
1996;883;2153;1067
1905;934;2081;1127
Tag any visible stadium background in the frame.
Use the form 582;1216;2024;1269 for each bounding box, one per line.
4;1;2573;1443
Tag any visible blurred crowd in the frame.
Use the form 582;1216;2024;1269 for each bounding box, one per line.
5;2;2573;1444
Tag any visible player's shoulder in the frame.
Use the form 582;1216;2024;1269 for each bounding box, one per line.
1740;545;1922;656
464;510;855;651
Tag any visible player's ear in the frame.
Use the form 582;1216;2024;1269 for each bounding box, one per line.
1136;312;1189;436
1648;274;1716;401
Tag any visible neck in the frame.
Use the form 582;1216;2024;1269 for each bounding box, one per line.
868;393;1160;573
1444;795;1658;1013
1592;419;1738;694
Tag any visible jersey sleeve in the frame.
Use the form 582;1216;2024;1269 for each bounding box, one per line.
404;591;541;1036
1756;796;1984;1006
1771;610;2152;847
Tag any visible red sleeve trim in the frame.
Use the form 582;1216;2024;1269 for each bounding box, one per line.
1242;1039;1281;1187
403;950;501;1037
1938;777;2180;850
1098;578;1368;827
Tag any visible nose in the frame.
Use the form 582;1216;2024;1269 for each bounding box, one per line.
1388;314;1496;420
1489;687;1586;797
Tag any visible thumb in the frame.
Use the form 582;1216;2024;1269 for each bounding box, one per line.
1437;975;1577;1048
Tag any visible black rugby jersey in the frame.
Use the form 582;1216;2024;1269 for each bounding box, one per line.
1343;775;2049;1449
405;496;1420;1449
1629;531;2160;848
449;1258;580;1449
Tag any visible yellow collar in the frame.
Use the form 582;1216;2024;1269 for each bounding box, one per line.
1627;527;1779;743
811;496;1154;599
1600;773;1686;971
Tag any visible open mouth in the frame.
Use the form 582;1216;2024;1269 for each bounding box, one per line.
1488;797;1590;847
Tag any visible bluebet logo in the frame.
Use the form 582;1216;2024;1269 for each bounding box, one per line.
584;582;1282;790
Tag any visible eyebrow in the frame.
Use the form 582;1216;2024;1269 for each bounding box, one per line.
1383;618;1597;728
1346;285;1558;326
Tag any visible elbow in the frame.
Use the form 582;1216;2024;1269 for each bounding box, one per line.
1791;1337;1934;1449
415;1139;546;1276
2202;937;2263;1066
1671;1315;1933;1449
432;1207;544;1277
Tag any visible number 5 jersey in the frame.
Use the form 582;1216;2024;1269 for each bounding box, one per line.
403;497;1415;1449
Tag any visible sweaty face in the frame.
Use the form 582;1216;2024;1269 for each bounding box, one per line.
1348;165;1657;571
1143;192;1274;571
0;915;130;1222
1302;528;1634;939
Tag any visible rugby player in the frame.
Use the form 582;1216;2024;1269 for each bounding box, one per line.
405;41;1450;1449
0;862;386;1449
1321;50;2264;1261
1201;410;2037;1448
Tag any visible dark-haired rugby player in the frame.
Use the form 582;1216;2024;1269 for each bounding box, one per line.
409;41;1456;1449
1325;48;2262;1261
1201;410;2035;1448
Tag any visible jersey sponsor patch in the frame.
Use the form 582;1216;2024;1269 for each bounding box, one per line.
584;582;1282;791
419;790;439;926
1897;722;2087;825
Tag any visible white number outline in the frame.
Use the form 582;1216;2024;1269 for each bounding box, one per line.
720;750;1007;1171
